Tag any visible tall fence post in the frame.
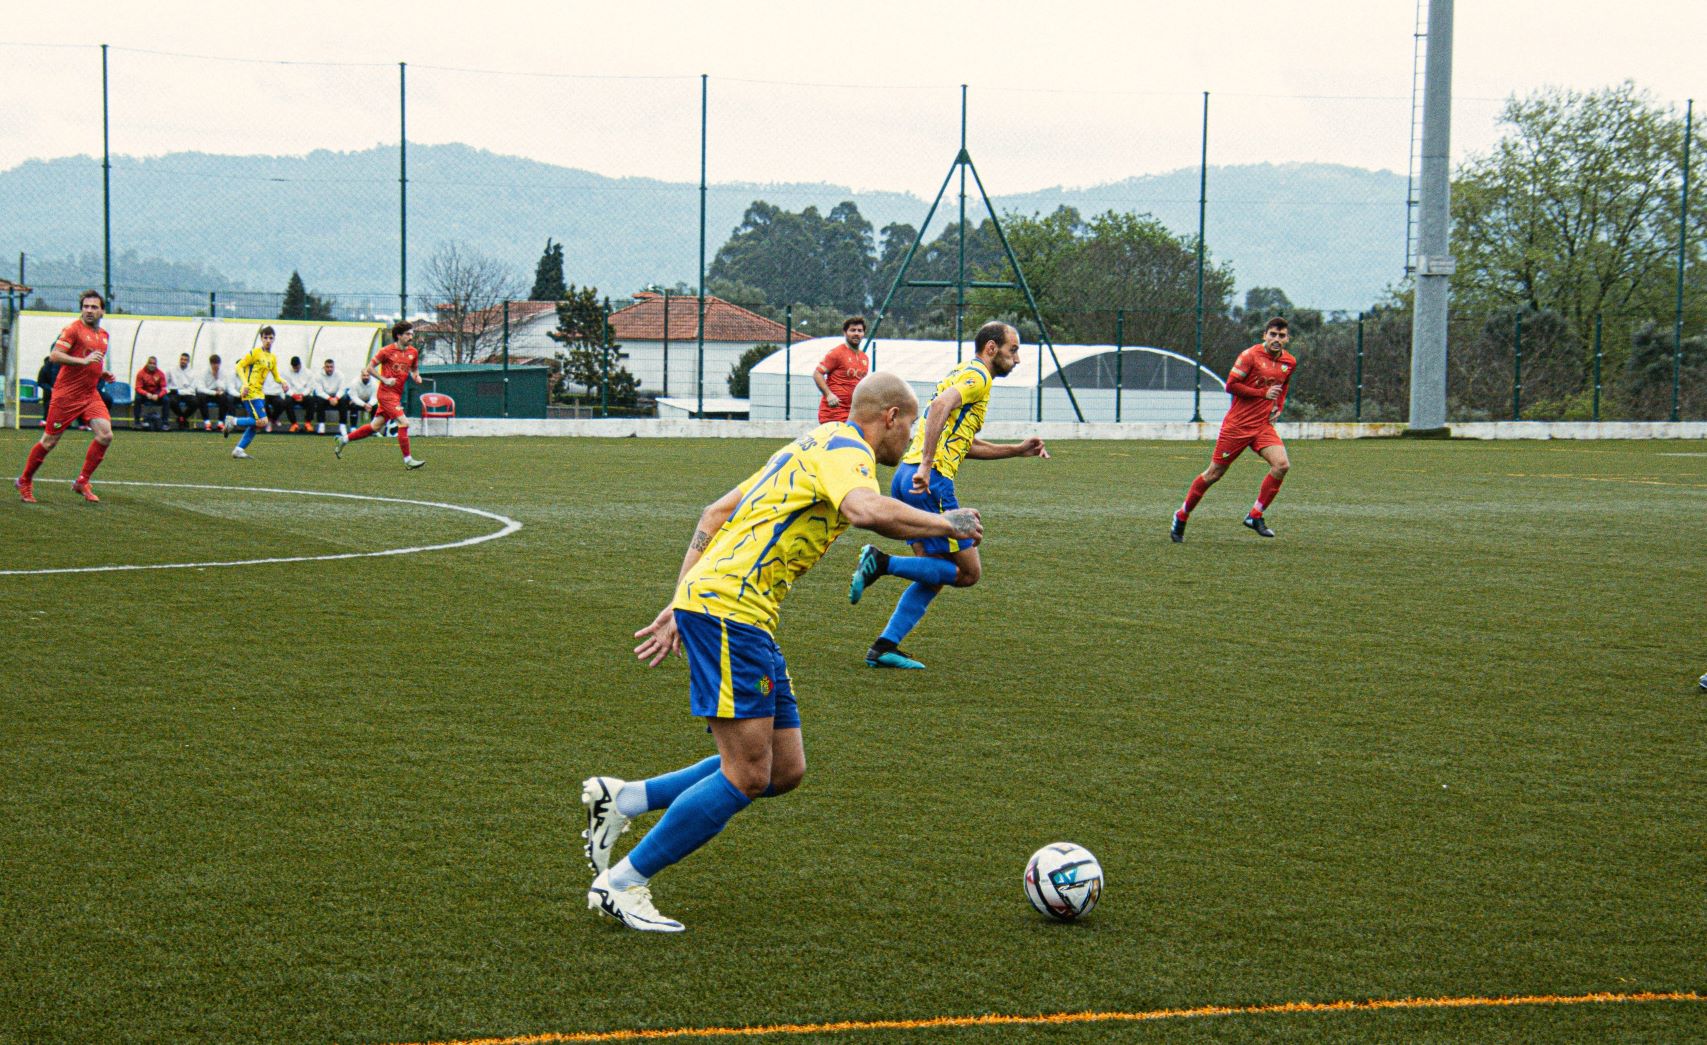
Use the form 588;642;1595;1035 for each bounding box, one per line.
1592;312;1602;422
601;301;611;418
1035;325;1043;422
398;62;408;321
784;304;793;420
661;288;671;399
1355;311;1365;421
1512;312;1523;421
1672;98;1693;423
502;299;510;417
209;290;216;319
696;74;708;420
101;44;112;306
1192;90;1209;423
1114;309;1124;423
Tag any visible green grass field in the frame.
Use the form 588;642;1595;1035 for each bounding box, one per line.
1;428;1703;1044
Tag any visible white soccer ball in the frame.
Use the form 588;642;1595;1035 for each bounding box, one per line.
1023;842;1103;921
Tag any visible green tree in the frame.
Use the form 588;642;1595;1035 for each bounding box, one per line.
708;200;875;313
966;207;1239;367
1451;82;1706;367
530;238;567;301
726;343;778;398
278;270;335;321
548;285;637;407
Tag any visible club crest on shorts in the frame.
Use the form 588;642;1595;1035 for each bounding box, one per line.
757;675;773;697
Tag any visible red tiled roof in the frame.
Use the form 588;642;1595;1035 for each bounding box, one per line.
0;278;31;294
415;300;556;337
613;293;810;344
424;294;809;345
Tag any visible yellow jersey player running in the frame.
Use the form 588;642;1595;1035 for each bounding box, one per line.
848;320;1049;669
581;373;982;932
223;327;284;459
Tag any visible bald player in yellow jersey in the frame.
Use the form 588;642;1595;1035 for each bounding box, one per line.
579;372;983;932
848;320;1049;669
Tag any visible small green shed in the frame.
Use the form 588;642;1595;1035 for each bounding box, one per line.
408;364;550;419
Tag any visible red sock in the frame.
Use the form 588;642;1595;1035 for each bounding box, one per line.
398;429;411;458
1178;475;1210;518
78;440;108;482
1253;473;1284;515
21;442;49;481
348;423;376;442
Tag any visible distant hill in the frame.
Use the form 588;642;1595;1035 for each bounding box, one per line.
0;144;1408;313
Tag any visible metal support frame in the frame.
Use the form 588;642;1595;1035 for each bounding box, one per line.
863;90;1084;422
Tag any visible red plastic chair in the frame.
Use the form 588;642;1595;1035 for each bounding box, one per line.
419;392;456;436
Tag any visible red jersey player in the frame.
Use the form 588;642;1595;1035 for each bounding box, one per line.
334;320;425;469
813;317;869;423
1171;316;1297;541
17;290;115;503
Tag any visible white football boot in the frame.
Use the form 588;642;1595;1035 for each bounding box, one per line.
580;776;631;873
588;870;684;933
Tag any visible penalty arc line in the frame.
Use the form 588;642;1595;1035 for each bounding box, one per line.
0;480;521;576
389;991;1706;1045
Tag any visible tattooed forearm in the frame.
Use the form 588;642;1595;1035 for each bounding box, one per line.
689;529;711;552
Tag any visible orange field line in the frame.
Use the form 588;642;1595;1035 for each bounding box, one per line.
392;990;1704;1045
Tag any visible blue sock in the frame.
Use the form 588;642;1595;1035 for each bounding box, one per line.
236;426;257;449
235;416;256;430
887;555;956;586
626;771;752;879
880;581;939;645
641;754;722;812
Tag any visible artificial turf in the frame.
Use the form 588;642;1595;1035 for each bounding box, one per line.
0;428;1702;1044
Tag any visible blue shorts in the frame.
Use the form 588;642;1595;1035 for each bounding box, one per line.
891;462;974;555
242;398;266;421
676;609;800;728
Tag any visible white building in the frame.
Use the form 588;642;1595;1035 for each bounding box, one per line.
748;337;1232;423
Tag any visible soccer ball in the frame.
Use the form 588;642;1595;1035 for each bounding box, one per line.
1024;842;1103;921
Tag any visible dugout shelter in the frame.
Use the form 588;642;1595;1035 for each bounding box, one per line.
747;337;1232;423
10;312;384;426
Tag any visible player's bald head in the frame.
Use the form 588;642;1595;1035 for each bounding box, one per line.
848;371;920;466
849;371;917;420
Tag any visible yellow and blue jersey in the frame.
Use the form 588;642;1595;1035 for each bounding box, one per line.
901;359;992;479
236;347;282;401
674;421;880;634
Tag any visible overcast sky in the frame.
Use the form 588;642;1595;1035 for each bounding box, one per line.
4;0;1704;197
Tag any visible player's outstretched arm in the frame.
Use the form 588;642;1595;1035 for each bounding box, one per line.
840;487;981;544
968;436;1050;460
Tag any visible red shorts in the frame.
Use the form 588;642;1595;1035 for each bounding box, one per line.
44;390;109;434
373;399;406;422
1212;423;1283;465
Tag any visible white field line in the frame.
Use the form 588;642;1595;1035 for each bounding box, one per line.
2;481;521;576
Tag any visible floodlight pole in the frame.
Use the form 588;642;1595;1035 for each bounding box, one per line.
1408;0;1454;432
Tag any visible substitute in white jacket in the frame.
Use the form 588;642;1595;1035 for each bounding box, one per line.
309;359;348;434
194;355;241;429
165;352;199;429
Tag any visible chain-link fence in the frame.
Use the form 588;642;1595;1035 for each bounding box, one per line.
4;42;1705;421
